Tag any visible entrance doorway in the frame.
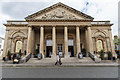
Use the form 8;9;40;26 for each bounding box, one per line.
46;40;52;58
68;39;74;57
15;41;22;53
68;46;74;57
46;46;52;57
57;44;63;56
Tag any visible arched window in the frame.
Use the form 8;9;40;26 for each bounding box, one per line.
96;40;103;52
15;41;22;53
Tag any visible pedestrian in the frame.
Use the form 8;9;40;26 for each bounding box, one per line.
13;54;17;64
12;54;16;61
38;53;42;60
55;53;62;65
24;50;26;55
16;53;20;64
80;52;83;58
59;50;62;57
3;57;6;61
58;51;62;65
78;52;83;59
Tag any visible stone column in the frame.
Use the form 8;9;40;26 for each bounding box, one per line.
76;26;81;57
85;28;89;56
2;29;9;57
108;29;117;58
31;29;35;54
87;27;93;53
11;38;14;53
106;38;111;51
27;26;32;54
52;26;56;58
40;26;44;58
103;39;107;52
64;26;69;58
22;37;27;55
92;38;96;53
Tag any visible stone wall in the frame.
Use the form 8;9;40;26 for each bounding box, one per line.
6;26;28;54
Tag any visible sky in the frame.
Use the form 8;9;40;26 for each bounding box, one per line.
0;0;119;38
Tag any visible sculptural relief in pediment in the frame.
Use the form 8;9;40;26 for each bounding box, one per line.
34;8;84;20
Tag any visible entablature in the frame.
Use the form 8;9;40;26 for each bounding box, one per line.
4;20;113;27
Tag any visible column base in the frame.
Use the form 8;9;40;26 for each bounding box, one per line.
76;53;79;58
64;53;70;58
51;53;56;59
42;54;45;59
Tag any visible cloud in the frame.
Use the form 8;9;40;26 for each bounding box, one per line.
81;0;119;38
0;2;53;38
1;2;50;20
0;0;119;39
0;13;11;38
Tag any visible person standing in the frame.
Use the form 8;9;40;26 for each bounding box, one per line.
12;54;16;63
16;53;20;64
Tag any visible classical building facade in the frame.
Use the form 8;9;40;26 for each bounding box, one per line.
3;2;116;58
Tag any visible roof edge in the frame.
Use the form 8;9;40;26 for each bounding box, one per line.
25;2;94;20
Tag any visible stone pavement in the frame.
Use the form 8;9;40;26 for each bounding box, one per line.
1;57;119;67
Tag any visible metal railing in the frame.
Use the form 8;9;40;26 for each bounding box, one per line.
89;52;101;63
21;53;32;63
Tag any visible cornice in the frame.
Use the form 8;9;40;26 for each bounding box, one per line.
26;19;92;22
3;24;28;27
91;24;113;26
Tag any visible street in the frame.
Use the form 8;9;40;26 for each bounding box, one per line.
2;67;118;78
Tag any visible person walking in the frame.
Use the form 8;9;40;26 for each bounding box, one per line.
58;51;62;65
55;52;62;65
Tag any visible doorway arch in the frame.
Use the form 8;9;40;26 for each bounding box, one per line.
96;39;103;52
15;40;22;53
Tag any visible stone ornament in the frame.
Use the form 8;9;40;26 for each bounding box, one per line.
41;8;77;19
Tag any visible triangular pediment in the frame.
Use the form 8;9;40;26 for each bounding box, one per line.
25;2;94;20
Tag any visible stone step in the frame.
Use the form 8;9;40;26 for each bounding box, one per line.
61;57;94;63
27;57;94;64
27;58;56;63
